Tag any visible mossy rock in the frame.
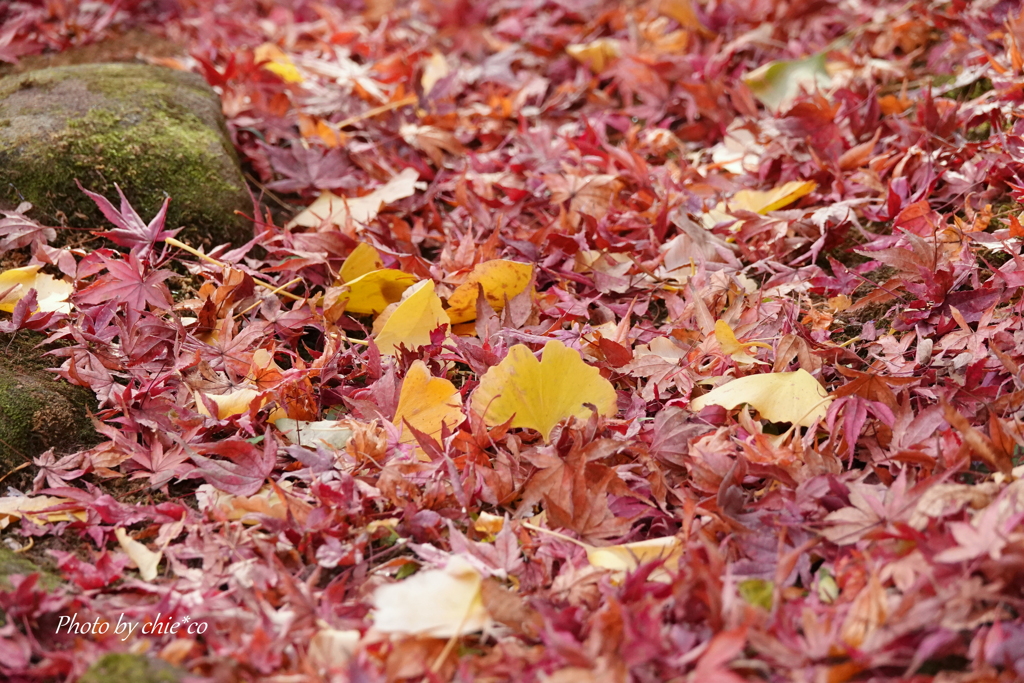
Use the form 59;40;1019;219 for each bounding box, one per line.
0;331;97;469
0;545;60;591
80;653;185;683
0;63;252;248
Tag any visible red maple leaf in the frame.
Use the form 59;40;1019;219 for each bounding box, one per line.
75;252;174;311
78;181;179;255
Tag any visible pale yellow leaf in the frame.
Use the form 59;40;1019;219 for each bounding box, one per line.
0;265;73;313
371;556;491;637
114;527;162;581
586;536;683;583
446;260;533;324
0;495;86;529
659;0;702;30
420;51;450;94
471;339;618;442
393;360;464;444
689;369;831;427
372;280;450;356
308;627;361;671
743;52;830;111
473;512;505;535
274;418;356;449
339;243;385;283
194;387;263;419
331;268;417;316
729;180;818;214
287;168;421;228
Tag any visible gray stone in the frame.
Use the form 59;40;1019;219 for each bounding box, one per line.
0;332;96;467
0;62;253;248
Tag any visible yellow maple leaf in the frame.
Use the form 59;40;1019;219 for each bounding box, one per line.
393;360;464;445
471;339;618;442
446;260;533;324
0;265;73;313
253;43;304;83
714;319;772;365
689;369;831;427
339;243;385;283
332;269;417;316
372;280;450;356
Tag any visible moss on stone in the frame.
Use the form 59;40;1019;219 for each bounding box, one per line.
0;332;97;469
80;653;185;683
0;63;253;248
0;546;60;591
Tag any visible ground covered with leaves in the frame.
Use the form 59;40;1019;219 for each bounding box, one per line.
4;0;1024;681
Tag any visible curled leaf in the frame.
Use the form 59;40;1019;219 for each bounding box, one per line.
0;265;73;314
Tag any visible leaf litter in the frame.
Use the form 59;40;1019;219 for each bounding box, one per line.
2;0;1024;681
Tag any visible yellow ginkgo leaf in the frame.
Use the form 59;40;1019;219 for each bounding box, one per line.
339;243;385;283
393;360;464;445
333;269;417;316
194;387;263;419
0;265;73;313
373;280;450;356
566;38;622;72
689;369;831;427
472;339;618;442
114;527;162;582
714;320;772;365
371;556;491;637
446;260;533;324
254;43;304;83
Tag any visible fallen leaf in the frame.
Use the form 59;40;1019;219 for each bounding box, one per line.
729;180;818;214
690;369;831;427
0;495;86;529
714;319;772;364
371;556;491;637
274;418;356;449
445;260;533;324
526;523;682;582
372;280;450;356
308;627;361;671
393;360;464;445
114;527;162;581
254;42;304;83
0;265;73;314
339;243;385;283
194;387;264;420
566;39;621;72
287;168;421;228
743;52;831;111
472;340;618;442
332;269;418;316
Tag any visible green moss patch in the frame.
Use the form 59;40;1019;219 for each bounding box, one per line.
0;63;253;248
80;653;184;683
